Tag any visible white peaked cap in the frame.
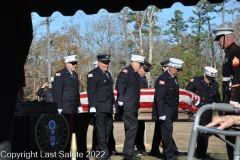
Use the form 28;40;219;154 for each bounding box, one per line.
212;28;234;36
205;66;218;77
64;55;78;63
50;77;54;82
131;54;145;63
168;58;184;68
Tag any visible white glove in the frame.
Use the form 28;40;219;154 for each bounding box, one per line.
58;109;63;114
78;107;83;113
118;102;123;106
90;107;96;113
159;115;166;121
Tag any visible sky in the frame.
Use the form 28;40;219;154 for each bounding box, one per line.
31;1;235;36
31;2;195;35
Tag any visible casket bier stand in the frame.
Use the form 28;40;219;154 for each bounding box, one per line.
12;102;94;160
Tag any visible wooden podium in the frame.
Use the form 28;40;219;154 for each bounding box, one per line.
12;102;94;160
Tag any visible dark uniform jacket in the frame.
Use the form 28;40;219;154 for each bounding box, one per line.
52;67;80;113
223;43;240;85
222;43;240;103
152;71;179;121
115;65;141;113
140;76;148;89
36;88;54;102
185;76;221;118
87;67;114;113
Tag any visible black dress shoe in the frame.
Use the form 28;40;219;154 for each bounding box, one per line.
195;154;211;159
111;150;120;155
95;156;111;160
123;156;141;160
147;151;163;157
135;150;148;156
174;150;184;156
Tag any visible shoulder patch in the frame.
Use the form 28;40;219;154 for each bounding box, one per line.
159;80;165;85
122;69;128;73
232;56;239;67
56;73;61;76
88;73;93;78
190;79;194;82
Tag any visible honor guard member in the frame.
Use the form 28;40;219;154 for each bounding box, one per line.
152;58;184;160
185;66;221;159
36;77;54;102
87;54;114;160
148;60;169;158
213;28;240;105
115;54;145;160
91;60;119;156
213;28;240;160
134;60;152;156
52;55;81;114
149;60;181;158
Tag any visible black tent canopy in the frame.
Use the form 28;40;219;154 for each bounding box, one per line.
30;0;237;16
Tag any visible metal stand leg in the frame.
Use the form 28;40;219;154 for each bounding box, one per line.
186;129;198;160
234;136;240;160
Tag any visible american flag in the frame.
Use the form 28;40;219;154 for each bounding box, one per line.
79;88;200;113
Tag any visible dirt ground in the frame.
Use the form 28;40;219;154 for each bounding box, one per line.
86;121;229;160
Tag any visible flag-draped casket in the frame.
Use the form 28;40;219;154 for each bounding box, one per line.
80;88;200;114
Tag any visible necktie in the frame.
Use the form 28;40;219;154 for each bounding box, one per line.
106;73;109;79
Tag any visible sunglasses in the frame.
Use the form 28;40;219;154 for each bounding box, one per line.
144;68;150;72
174;67;182;72
69;62;78;65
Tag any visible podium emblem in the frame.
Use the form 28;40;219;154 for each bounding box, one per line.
35;114;69;154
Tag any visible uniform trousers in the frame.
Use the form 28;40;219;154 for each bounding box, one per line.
159;119;174;159
122;111;138;157
94;112;113;157
151;121;178;155
195;117;212;156
134;121;146;151
92;125;116;154
150;121;162;153
108;126;116;153
223;85;240;160
0;86;19;160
